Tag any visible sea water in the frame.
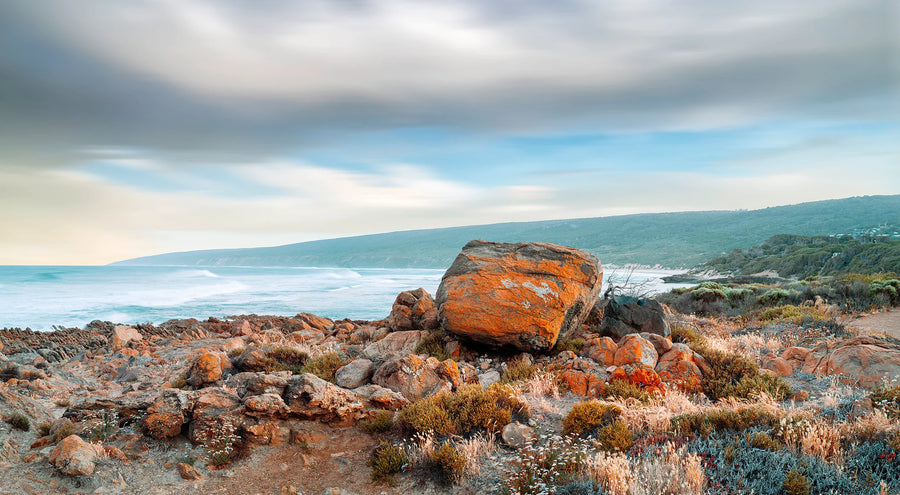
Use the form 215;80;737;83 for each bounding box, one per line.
0;265;688;331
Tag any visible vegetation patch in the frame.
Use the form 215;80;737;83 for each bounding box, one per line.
369;442;408;485
756;304;832;326
360;409;394;434
415;328;449;361
5;412;30;432
870;384;900;419
692;343;792;400
299;352;345;382
671;407;780;436
562;400;622;437
399;384;527;436
428;442;467;484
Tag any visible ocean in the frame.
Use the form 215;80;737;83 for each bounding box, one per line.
0;265;688;331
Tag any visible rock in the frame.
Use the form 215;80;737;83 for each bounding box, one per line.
334;359;375;389
49;435;103;476
761;355;793;377
295;312;334;333
644;333;673;356
244;420;291;446
352;384;410;410
655;359;703;393
177;462;202;480
560;370;604;397
245;393;291;417
142;389;193;439
363;331;426;362
231;319;253;337
284;373;365;424
477;370;501;388
581;337;617;366
610;364;667;396
372;354;450;401
600;297;670;339
613;334;658;368
502;422;534;449
802;336;900;388
387;289;440;331
228;372;289;398
792;390;810;402
436;240;602;352
111;325;143;350
186;350;229;387
781;346;811;369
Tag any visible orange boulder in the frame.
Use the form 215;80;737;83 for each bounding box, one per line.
581;337;617;366
560;370;604;397
609;364;667;396
613;335;658;368
436;240;602;352
656;359;703;393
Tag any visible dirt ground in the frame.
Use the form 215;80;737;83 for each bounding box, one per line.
847;309;900;339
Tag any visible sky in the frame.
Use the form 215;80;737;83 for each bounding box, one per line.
1;0;898;265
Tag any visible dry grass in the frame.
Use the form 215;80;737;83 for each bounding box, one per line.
585;443;705;495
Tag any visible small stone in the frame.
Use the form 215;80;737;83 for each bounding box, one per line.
501;422;534;449
477;370;501;387
177;462;202;481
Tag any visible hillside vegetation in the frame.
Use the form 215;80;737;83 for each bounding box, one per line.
700;234;900;279
115;195;900;268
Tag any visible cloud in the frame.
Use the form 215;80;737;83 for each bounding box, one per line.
0;0;895;162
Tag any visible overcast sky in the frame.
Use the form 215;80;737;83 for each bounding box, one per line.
1;0;898;264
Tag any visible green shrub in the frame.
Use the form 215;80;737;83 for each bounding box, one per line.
870;384;900;419
562;400;621;437
84;409;119;441
5;412;30;431
670;324;703;344
360;410;394;434
399;384;527;436
52;422;75;443
756;288;794;306
36;421;52;437
555;338;585;354
429;443;467;484
671;407;780;436
369;442;407;484
782;468;811;495
746;431;781;451
501;358;539;384
595;419;633;452
299;352;344;382
692;343;792;400
266;346;310;375
757;304;831;325
601;379;652;403
415;329;449;360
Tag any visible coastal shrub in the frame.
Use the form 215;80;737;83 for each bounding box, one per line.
415;328;449;361
670;324;703;344
746;431;781;451
299;352;344;382
671;407;780;436
601;379;652;404
360;409;394;434
429;442;467;483
782;468;811;495
399;384;527;436
54;398;71;408
194;417;240;468
870;384;900;419
36;421;52;437
5;412;30;431
595;420;633;453
52;422;75;443
756;304;831;326
265;346;309;375
499;434;592;495
563;401;622;437
84;409;119;441
556;338;585;354
756;288;794;306
691;343;791;400
869;279;900;305
369;442;407;484
501;358;540;384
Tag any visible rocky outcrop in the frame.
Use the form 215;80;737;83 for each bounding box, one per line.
283;373;365;424
363;331;425;362
600;296;670;339
186;350;230;387
334;359;375;389
111;325;143;350
386;289;439;331
801;336;900;388
49;435;104;476
371;354;452;401
580;337;617;366
436;240;603;352
142;389;194;439
614;334;658;368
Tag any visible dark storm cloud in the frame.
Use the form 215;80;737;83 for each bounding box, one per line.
0;0;896;166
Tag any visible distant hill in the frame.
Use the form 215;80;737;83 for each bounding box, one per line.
698;234;900;278
114;195;900;269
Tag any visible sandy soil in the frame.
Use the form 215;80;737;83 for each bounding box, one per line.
847;309;900;339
